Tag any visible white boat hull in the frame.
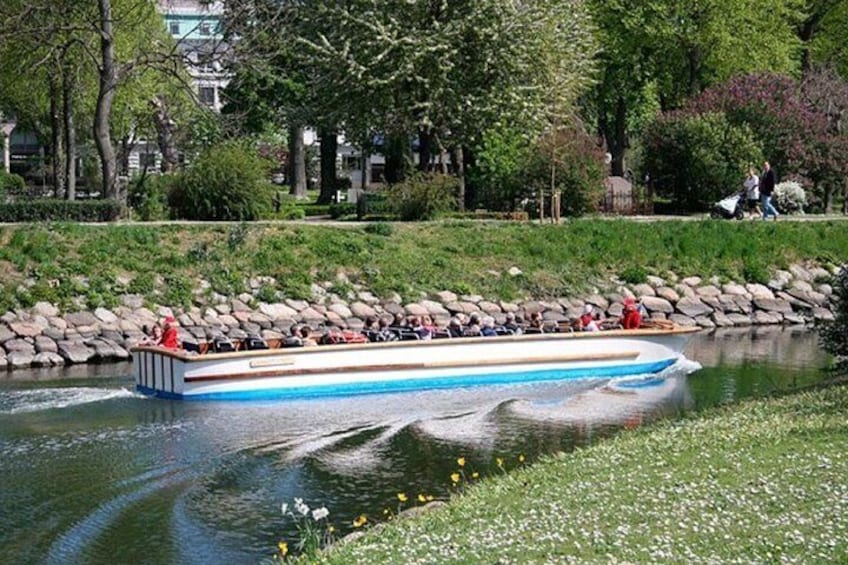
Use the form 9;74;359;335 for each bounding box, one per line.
131;329;696;400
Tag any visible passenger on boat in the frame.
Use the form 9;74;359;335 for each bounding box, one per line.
527;311;545;333
447;317;464;338
393;312;407;328
579;305;601;332
375;317;399;341
481;316;498;337
160;315;181;349
300;326;318;347
621;297;643;330
503;312;522;335
139;323;162;346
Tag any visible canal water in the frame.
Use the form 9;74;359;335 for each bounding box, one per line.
0;327;833;564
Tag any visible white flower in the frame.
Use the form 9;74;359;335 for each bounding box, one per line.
281;502;288;515
312;507;329;521
294;497;310;516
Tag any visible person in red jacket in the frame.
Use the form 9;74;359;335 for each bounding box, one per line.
621;297;642;330
159;315;180;349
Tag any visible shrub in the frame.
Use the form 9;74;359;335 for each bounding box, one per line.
168;142;273;220
643;112;762;212
470;123;532;211
526;125;607;217
0;199;122;222
619;266;647;284
127;174;172;221
818;265;848;372
328;202;356;219
0;171;26;200
356;192;393;219
384;174;459;221
774;181;807;214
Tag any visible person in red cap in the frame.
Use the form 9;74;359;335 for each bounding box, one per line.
159;315;180;349
621;297;642;330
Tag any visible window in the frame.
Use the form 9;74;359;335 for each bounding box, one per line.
198;87;216;107
169;21;180;35
199;22;211;35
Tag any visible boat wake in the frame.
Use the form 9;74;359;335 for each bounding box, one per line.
0;387;138;415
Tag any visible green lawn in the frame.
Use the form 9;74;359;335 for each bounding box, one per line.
0;219;845;312
313;384;848;563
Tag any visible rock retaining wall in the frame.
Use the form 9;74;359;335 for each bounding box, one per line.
0;265;838;371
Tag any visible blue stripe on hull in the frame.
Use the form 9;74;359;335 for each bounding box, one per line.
136;358;678;402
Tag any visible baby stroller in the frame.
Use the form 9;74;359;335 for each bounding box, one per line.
710;191;746;220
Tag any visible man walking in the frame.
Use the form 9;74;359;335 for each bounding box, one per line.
760;161;779;220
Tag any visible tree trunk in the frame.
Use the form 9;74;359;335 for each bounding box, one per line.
62;67;76;201
605;95;627;177
417;127;432;172
152;96;178;173
95;0;119;201
288;123;307;198
451;146;465;212
317;125;338;204
49;72;66;198
383;132;409;184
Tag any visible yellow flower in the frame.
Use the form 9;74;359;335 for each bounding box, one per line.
353;514;368;528
383;508;390;515
397;492;408;502
451;472;461;483
328;525;335;533
472;471;480;479
417;494;427;503
518;454;525;463
277;541;288;556
426;495;434;501
457;457;466;467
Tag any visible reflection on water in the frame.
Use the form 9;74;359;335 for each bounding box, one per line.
0;328;832;564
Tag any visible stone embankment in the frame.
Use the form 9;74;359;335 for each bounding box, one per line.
0;264;838;371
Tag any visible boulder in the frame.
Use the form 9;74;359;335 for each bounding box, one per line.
35;335;58;353
753;298;793;314
699;296;723;312
695;285;721;298
789;280;814;294
788;264;812;282
32;301;59;317
655;287;680;303
718;295;743;313
33;352;65;367
500;301;520;313
646;275;666;288
6;351;34;368
86;338;130;360
676;297;713;318
727;313;753;326
218;314;240;328
259;302;299;320
382;302;405;316
745;284;774;300
4;339;35;354
94;307;119;324
711;312;735;327
459;294;484;304
48;316;68;330
673;284;696;299
64;311;100;327
42;327;66;341
356;291;380;305
76;325;100;339
583;295;609;311
682;276;702;287
445;301;477;315
299;307;326;323
813;307;835;322
350;302;377;319
695;316;716;328
732;295;754;314
9;322;42;338
631;283;656;297
403;303;429;317
248;312;273;329
434;290;458;304
420;300;449;316
752;310;782;325
120;294;145;309
669;314;697;327
641;296;674;314
507;267;523;277
57;341;96;364
721;283;748;296
231;299;252;313
783;312;806;325
240;321;262;335
0;325;15;343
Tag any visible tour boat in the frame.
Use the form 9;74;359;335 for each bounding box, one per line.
131;327;698;401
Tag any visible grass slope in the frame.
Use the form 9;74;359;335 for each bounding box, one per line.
317;384;848;563
0;220;846;312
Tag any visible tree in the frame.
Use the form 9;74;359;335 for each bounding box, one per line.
818;265;848;372
588;0;802;176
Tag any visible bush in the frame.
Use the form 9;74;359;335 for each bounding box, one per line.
526;125;607;217
128;174;172;221
168;142;273;220
384;174;459;221
356;192;393;219
0;171;26;201
643;112;762;212
470;123;532;211
818;265;848;372
328;202;356;219
0;199;122;222
774;181;807;214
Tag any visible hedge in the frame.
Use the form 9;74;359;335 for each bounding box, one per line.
0;199;123;222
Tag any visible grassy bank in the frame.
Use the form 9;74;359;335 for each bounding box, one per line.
313;384;848;563
0;220;846;312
